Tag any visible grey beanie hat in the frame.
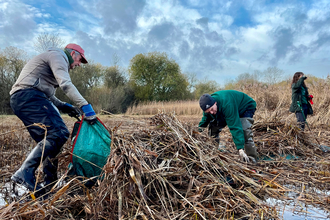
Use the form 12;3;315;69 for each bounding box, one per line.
199;94;216;111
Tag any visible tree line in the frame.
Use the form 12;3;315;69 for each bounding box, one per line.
0;44;290;114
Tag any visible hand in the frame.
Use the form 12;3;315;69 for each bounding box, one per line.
59;103;81;118
85;115;97;125
198;127;206;132
81;104;97;125
239;149;249;162
308;95;314;105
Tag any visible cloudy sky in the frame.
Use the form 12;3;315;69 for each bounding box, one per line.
1;0;330;85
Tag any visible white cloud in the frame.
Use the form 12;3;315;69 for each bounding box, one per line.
0;1;37;48
0;1;8;10
307;0;330;20
1;0;330;85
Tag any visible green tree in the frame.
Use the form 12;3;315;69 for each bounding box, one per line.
193;79;220;99
0;47;27;113
102;63;135;113
88;85;135;114
55;61;103;104
104;66;126;88
129;52;189;101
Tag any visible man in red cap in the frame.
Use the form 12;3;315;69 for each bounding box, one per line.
65;43;88;68
9;43;97;197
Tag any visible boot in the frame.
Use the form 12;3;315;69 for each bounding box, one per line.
43;157;58;189
240;118;258;160
11;142;44;192
298;121;305;131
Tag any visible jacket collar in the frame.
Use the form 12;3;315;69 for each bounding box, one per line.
64;49;74;65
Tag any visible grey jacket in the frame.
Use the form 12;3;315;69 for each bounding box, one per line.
10;48;88;108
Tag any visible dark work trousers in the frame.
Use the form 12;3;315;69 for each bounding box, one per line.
10;88;70;164
240;109;256;119
295;104;308;130
208;109;256;143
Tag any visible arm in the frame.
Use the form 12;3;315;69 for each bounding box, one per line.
222;104;245;150
292;76;307;91
49;92;81;118
198;112;211;130
49;94;66;108
48;51;95;123
48;52;88;108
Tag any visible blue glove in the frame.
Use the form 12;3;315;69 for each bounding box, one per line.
81;104;97;125
59;103;81;118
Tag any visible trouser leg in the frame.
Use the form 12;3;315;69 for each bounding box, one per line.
296;104;309;131
11;141;48;191
43;157;59;187
10;89;69;192
208;121;222;144
240;117;258;160
295;112;305;130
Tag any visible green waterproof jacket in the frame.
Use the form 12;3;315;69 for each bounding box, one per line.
289;76;313;114
198;90;256;150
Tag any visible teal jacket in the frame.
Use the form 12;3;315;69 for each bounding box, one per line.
289;77;313;114
198;90;256;150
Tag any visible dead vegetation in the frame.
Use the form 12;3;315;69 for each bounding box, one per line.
1;112;330;219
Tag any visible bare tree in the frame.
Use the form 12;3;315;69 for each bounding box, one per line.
110;52;120;67
252;70;263;82
263;66;284;84
34;33;65;53
236;72;253;82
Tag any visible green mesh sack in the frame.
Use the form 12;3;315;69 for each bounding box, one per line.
68;116;111;186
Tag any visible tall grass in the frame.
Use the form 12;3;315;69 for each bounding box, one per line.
125;79;330;126
125;100;202;115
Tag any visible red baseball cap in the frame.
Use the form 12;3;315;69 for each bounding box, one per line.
65;43;88;63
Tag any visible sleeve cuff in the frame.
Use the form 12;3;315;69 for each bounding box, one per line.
236;145;244;150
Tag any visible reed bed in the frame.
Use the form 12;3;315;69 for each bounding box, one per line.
125;79;330;128
1;112;330;219
126;100;202;116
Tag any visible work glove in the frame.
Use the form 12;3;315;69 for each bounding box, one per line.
308;95;314;105
239;149;249;163
59;103;81;118
81;104;97;125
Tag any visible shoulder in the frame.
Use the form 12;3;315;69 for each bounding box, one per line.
46;48;69;66
47;48;68;61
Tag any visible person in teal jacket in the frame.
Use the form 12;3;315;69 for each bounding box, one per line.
198;90;258;162
289;72;313;130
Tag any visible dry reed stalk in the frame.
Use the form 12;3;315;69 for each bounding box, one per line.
125;100;202;116
1;112;330;219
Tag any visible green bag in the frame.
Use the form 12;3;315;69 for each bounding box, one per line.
68;116;111;186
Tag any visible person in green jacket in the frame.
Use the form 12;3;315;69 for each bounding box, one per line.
198;90;258;162
289;72;313;130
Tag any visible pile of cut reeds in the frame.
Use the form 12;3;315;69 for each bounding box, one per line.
252;120;330;210
1;113;330;219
